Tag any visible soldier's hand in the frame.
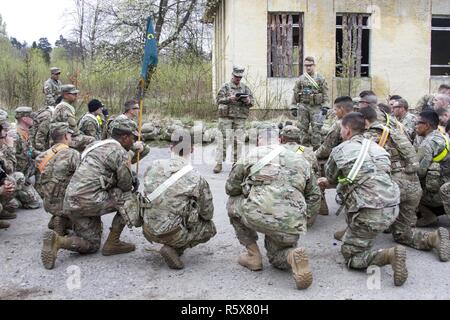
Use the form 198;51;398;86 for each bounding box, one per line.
0;182;15;197
5;135;14;148
317;177;330;190
229;95;238;102
134;141;145;153
243;97;251;105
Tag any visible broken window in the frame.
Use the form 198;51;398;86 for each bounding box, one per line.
267;13;304;78
336;13;371;78
431;16;450;76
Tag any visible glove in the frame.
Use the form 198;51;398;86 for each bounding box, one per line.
102;108;109;117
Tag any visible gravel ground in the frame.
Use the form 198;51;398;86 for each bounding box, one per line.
1;144;450;300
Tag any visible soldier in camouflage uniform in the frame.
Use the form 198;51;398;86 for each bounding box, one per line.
31;96;62;152
43;67;62;107
214;65;254;174
415;110;450;229
279;125;322;227
36;122;80;236
107;100;150;164
359;107;449;262
51;85;95;152
415;84;450;114
226;124;321;290
392;99;417;143
41;118;139;270
13;107;41;209
135;129;217;269
78;99;104;140
291;57;329;150
0;111;16;227
320;112;408;286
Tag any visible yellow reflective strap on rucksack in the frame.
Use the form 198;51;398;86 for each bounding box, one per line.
37;144;69;173
395;119;405;135
378;125;390;148
97;115;103;126
385;113;391;127
433;132;450;163
296;146;305;154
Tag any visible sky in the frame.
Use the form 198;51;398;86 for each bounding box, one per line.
0;0;74;45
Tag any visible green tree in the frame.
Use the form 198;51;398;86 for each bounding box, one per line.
37;37;52;65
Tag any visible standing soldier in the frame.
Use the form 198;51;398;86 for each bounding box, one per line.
320;113;407;286
292;57;329;150
52;85;95;152
226;124;321;290
41;118;139;270
78;99;104;140
415;110;450;228
214;65;254;174
13;107;41;209
43;67;62;107
134;130;217;269
359;107;449;262
36;122;80;236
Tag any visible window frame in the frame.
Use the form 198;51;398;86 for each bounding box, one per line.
431;15;450;77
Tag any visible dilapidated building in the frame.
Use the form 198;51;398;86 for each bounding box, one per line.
203;0;450;109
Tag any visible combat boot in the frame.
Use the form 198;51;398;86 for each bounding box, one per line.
416;206;438;227
160;245;184;269
53;216;70;236
41;231;71;270
307;213;318;228
101;227;136;256
238;243;263;271
319;198;329;216
371;245;408;286
0;220;10;229
0;210;16;220
427;227;450;262
213;163;222;174
334;228;347;241
287;247;313;290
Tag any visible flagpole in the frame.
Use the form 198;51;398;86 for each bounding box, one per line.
136;78;145;175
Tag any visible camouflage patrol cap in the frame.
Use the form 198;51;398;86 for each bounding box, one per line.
50;67;61;75
112;117;139;137
61;84;79;95
232;65;245;77
15;106;33;119
49;122;73;136
0;109;9;128
280;125;300;140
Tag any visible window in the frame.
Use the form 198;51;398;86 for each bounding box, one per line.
431;16;450;76
267;13;304;78
336;13;371;77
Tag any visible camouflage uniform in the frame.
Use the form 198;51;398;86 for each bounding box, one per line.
362;123;439;251
216;68;254;164
292;73;329;149
141;156;216;253
43;78;62;107
226;145;321;269
36;123;80;233
31;106;54;152
64;139;134;252
14;112;41;209
78;113;102;140
395;112;417;143
0;142;16;216
52;100;95;152
315;121;343;160
109;114;150;164
325;135;400;269
417;130;450;217
415;94;434;114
